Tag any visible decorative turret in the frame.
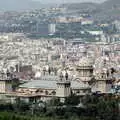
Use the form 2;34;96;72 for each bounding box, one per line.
65;71;68;81
92;68;113;93
56;72;71;98
76;57;94;84
0;71;13;93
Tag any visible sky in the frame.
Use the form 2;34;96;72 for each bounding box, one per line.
35;0;107;4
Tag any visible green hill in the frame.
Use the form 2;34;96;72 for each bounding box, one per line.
101;0;120;9
93;0;120;21
64;0;120;21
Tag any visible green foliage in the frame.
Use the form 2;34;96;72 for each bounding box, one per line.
12;78;20;91
13;98;30;113
0;94;119;120
82;94;120;120
65;94;80;106
48;97;62;106
0;103;14;112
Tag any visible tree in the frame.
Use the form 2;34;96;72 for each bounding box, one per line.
13;98;30;113
48;97;62;106
97;97;119;120
82;94;119;120
12;78;20;91
65;94;80;106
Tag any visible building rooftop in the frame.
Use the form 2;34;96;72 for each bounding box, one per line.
20;79;90;90
78;56;93;67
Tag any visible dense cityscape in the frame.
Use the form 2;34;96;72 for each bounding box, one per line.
0;0;119;120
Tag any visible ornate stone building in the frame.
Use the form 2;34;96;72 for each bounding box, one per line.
0;56;118;103
76;57;94;84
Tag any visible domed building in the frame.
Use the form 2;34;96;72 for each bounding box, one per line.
91;55;116;93
91;67;113;93
76;57;94;84
4;67;91;103
0;56;116;103
78;57;93;67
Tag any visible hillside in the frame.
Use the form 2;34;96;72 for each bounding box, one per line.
101;0;120;9
93;0;120;21
64;0;120;21
64;2;98;13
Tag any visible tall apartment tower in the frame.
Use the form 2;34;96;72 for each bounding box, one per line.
48;24;56;35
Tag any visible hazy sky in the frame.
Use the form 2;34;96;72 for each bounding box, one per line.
35;0;107;4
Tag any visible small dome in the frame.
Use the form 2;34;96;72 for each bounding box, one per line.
79;57;93;67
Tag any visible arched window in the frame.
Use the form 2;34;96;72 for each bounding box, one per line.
52;91;56;95
45;90;48;95
76;90;80;94
40;90;43;93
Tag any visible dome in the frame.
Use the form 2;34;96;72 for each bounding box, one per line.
78;57;93;67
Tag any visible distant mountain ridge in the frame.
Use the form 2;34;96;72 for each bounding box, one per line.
63;2;98;12
65;0;120;10
0;0;120;21
101;0;120;9
94;0;120;20
64;0;120;21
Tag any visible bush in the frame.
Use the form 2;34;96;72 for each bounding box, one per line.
65;94;80;106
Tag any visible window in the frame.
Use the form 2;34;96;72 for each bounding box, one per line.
76;90;80;93
45;90;48;95
52;91;56;95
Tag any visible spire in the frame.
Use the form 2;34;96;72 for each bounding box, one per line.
6;69;11;78
59;72;63;81
48;67;51;75
65;71;68;81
